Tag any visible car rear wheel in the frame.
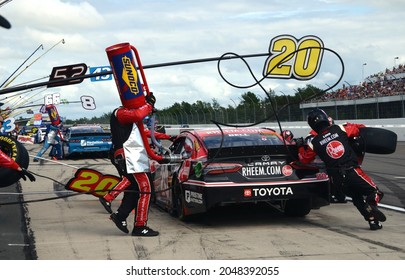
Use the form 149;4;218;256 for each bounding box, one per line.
283;198;311;217
0;136;29;188
62;142;70;159
172;177;187;221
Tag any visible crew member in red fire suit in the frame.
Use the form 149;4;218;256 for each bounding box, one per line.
107;94;160;237
99;123;172;214
0;150;36;183
297;108;386;230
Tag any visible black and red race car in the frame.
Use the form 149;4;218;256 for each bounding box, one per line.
150;127;331;220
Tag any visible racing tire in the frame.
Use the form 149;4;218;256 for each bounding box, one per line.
0;136;29;188
359;127;397;154
172;177;187;221
62;142;70;159
284;198;311;217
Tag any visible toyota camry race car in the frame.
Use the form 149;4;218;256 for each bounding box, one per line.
150;127;331;220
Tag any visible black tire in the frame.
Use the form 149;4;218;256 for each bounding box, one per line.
62;142;70;159
0;136;29;188
284;198;311;217
359;127;397;154
172;177;187;221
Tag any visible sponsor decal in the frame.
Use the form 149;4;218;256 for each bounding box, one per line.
242;165;282;176
80;140;107;146
17;135;34;144
319;132;339;145
65;168;120;197
0;135;17;158
261;155;271;161
242;161;286;177
326;140;345;159
185;190;203;204
121;56;139;94
282;165;293;176
244;189;252;197
243;187;294;197
316;172;328;180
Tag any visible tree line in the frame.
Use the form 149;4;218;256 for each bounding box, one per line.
64;84;322;125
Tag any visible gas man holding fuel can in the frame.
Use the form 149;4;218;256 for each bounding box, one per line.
104;43;181;237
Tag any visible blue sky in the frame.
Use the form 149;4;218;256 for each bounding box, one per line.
0;0;404;119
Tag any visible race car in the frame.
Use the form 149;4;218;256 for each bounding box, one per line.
150;127;331;220
62;125;112;158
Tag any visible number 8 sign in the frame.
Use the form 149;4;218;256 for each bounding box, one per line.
263;35;324;80
80;95;96;110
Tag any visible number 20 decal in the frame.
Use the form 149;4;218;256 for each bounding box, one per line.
263;35;324;80
65;168;120;197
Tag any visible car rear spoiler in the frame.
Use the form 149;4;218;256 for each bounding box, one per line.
207;145;298;161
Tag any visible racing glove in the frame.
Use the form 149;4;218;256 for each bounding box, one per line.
19;168;36;182
146;92;156;107
294;137;305;147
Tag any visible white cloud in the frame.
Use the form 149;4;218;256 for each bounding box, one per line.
0;0;404;120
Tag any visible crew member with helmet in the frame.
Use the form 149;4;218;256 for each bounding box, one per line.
99;114;173;215
107;92;162;237
297;108;386;230
304;115;352;203
33;104;64;162
281;130;294;143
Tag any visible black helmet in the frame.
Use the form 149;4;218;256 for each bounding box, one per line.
307;108;330;133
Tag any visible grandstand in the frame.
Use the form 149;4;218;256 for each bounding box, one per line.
301;64;405;120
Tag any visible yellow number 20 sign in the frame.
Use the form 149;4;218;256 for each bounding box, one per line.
263;35;324;80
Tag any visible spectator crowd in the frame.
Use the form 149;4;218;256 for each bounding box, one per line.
310;64;405;102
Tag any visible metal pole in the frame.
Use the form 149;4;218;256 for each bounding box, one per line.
230;98;238;123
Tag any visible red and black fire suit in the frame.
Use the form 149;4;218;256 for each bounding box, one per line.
298;123;384;221
305;122;366;202
0;150;20;171
1;150;36;183
108;103;155;227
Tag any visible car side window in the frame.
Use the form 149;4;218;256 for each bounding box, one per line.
181;138;193;159
170;136;193;159
171;137;185;154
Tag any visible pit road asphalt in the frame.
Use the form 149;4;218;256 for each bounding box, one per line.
1;142;405;260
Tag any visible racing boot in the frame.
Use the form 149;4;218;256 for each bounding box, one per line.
110;213;129;234
99;197;112;214
132;226;159;237
368;220;383;230
365;204;386;222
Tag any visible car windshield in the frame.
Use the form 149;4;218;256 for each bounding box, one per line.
71;127;105;134
202;133;283;149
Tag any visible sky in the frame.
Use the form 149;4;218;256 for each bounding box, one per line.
0;0;404;120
